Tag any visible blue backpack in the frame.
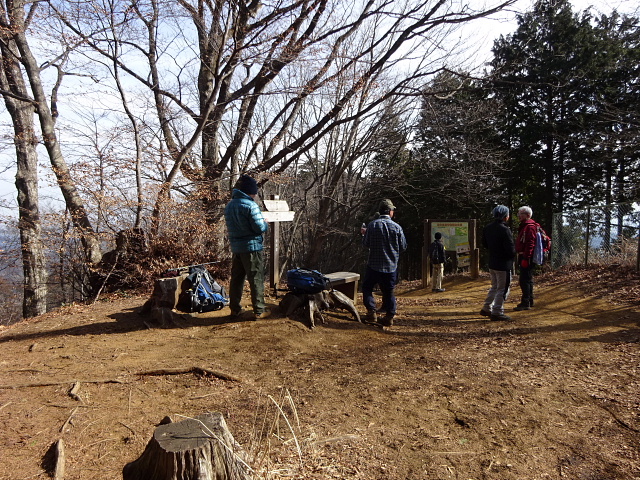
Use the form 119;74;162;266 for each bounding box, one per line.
533;225;551;265
286;268;330;294
179;266;229;313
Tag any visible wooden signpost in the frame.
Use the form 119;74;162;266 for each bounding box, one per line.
262;195;295;293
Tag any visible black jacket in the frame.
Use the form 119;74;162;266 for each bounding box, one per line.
429;239;446;264
482;219;515;271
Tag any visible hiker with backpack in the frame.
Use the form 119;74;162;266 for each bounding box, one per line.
480;205;516;321
514;205;538;311
429;232;446;293
224;174;270;320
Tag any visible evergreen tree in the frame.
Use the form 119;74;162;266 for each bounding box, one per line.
490;0;640;230
490;0;598;230
409;71;508;221
588;12;640;208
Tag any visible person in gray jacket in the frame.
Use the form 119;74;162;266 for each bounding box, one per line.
224;175;269;320
480;205;516;321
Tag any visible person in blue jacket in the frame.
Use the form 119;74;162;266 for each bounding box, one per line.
224;175;269;320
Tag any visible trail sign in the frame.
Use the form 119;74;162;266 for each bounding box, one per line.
263;196;295;293
263;199;295;222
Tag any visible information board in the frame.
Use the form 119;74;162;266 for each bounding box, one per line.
430;221;469;251
431;221;471;268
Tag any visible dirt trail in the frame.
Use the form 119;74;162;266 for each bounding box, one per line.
1;269;639;479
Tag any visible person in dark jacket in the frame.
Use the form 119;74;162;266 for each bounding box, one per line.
514;205;538;310
224;175;269;320
429;232;446;293
480;205;516;321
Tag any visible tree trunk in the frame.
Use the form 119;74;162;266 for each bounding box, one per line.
8;3;102;265
123;412;252;480
0;36;48;318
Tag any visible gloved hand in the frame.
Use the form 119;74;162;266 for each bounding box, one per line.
520;258;529;269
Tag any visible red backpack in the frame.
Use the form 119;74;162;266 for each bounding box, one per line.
538;225;551;252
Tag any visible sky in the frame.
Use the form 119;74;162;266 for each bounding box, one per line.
457;0;638;69
0;0;637;221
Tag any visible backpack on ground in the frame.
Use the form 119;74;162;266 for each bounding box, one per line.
178;266;229;313
286;268;330;294
533;225;552;265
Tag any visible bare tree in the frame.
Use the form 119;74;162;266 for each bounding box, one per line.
52;0;516;225
0;33;48;317
0;0;102;266
0;0;517;314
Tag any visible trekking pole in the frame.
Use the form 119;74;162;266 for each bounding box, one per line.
161;261;221;278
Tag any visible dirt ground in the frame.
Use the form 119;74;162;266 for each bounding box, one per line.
1;265;639;480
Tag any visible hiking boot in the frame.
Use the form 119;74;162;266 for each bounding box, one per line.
252;309;270;320
230;308;246;317
490;313;512;321
514;303;531;311
379;314;395;327
434;288;446;293
364;310;378;323
479;309;491;317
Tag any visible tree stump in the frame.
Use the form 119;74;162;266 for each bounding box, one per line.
123;412;252;480
139;274;189;326
279;289;361;329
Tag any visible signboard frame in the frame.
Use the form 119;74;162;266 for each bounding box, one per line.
422;219;479;289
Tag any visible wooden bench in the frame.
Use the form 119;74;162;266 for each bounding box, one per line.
325;271;360;304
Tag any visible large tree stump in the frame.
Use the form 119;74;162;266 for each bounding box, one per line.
280;289;361;329
139;274;189;326
123;413;252;480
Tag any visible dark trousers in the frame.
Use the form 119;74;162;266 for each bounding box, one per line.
362;266;398;315
229;250;265;314
518;257;534;306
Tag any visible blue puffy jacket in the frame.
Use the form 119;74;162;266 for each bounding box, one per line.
224;189;268;254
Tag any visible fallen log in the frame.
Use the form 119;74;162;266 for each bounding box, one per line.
122;412;252;480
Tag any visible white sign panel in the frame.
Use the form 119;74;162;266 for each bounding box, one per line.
262;211;295;222
263;200;290;212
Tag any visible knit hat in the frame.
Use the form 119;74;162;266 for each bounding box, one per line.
493;205;509;219
235;174;259;195
434;232;442;240
379;198;396;213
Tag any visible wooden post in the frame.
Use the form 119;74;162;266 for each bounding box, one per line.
637;218;640;272
585;206;591;267
263;197;295;295
469;219;479;279
269;195;281;292
422;219;431;289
